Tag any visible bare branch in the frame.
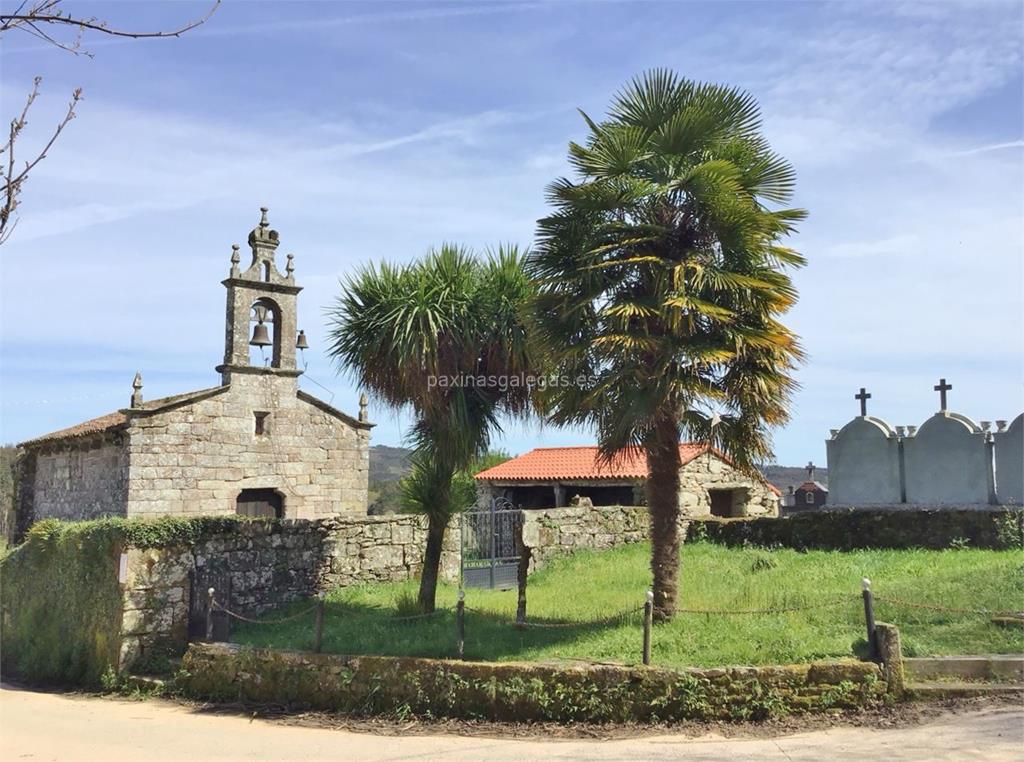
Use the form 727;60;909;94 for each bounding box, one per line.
0;78;80;245
0;1;219;245
0;1;219;54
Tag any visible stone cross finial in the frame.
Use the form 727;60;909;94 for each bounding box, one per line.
805;461;815;480
359;393;369;422
855;387;871;416
933;378;952;411
130;371;143;408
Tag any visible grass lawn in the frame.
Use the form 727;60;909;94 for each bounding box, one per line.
232;542;1024;668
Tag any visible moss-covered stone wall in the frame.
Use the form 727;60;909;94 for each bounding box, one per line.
179;643;886;723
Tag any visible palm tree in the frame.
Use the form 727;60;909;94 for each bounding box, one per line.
527;70;805;620
327;245;532;611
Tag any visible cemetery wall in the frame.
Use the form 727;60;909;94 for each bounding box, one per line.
520;505;1024;572
180;642;887;722
692;507;1023;551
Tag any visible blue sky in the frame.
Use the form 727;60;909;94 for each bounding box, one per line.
1;0;1021;466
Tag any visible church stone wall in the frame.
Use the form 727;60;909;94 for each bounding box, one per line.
29;440;128;522
124;375;368;520
679;452;779;517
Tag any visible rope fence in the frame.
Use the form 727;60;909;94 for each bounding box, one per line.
201;579;1018;666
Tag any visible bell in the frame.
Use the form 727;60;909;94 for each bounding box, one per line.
296;330;309;350
249;321;272;347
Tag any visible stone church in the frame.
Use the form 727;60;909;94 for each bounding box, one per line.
15;210;371;536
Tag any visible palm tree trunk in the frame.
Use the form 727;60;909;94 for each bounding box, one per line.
417;511;447;613
646;416;683;620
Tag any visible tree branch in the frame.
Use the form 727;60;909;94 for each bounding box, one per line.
0;1;220;53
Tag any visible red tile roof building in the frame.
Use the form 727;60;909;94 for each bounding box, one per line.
475;445;780;518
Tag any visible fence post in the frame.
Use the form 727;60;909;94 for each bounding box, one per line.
456;589;466;660
313;593;325;653
642;590;654;666
205;587;216;642
862;577;877;660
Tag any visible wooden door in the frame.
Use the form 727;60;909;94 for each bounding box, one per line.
235;488;283;518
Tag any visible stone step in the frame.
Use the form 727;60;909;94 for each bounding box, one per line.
904;655;1024;683
907;681;1024;698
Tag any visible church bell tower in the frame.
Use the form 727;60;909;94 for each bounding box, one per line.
217;208;304;386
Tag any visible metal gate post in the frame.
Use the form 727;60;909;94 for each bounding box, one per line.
489;499;496;590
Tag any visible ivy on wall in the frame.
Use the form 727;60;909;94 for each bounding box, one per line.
1;519;124;685
0;515;266;685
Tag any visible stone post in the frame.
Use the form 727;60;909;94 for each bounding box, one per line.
874;622;905;695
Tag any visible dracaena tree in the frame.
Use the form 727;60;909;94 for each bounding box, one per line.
527;70;805;620
327;245;533;612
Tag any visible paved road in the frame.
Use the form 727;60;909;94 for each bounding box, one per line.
1;683;1021;761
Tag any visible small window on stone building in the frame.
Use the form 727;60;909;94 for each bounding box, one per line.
254;411;269;435
805;491;815;505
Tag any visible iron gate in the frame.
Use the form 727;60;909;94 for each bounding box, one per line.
461;497;521;589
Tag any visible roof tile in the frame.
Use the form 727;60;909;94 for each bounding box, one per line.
474;444;709;481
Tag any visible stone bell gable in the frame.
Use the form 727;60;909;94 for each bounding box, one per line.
15;209;371;537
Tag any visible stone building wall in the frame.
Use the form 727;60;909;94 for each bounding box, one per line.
118;514;460;670
679;452;779;517
124;375;369;519
29;440;128;522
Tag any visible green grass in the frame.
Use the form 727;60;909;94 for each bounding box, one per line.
232;542;1024;668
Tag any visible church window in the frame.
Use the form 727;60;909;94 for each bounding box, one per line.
254;411;269;435
805;491;815;505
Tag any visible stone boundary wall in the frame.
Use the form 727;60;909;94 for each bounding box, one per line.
695;507;1023;551
520;505;655;573
180;643;886;722
120;515;459;672
519;505;1023;573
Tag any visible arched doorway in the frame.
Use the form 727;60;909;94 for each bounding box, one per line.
235;488;284;518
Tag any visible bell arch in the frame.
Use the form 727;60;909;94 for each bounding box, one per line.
248;296;283;368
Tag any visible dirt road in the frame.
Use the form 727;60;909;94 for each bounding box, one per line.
1;683;1021;761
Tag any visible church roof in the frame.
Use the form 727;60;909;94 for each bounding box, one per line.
18;386;226;448
796;480;829;492
19;410;129;447
475;444;780;494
